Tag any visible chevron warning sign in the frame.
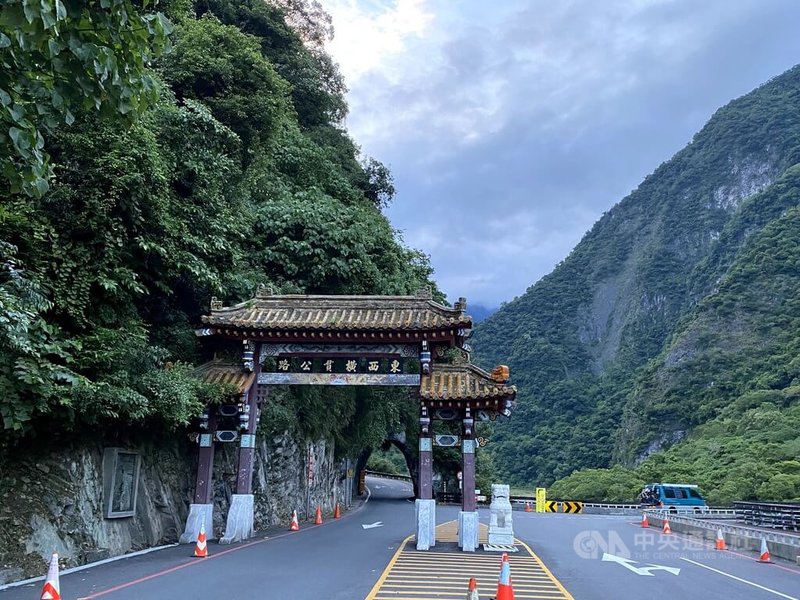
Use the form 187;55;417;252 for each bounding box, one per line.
544;501;559;513
561;501;583;514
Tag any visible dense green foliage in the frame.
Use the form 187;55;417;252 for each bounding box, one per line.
0;0;173;196
473;64;800;502
0;0;438;456
549;467;644;503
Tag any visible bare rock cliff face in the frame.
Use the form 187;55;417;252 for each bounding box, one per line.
0;431;347;584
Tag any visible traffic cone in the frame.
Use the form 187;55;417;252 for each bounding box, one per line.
333;503;341;519
315;505;323;525
524;501;532;513
39;553;60;600
466;576;480;600
640;513;649;528
662;517;671;535
289;509;300;531
715;529;726;551
495;552;514;600
193;522;208;558
758;537;771;563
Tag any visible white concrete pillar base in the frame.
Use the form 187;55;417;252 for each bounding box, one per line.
415;499;436;550
459;511;479;552
220;494;254;544
179;503;214;544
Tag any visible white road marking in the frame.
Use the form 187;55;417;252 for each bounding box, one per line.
362;521;384;529
602;553;680;576
680;558;798;600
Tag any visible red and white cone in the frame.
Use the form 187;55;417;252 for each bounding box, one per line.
495;552;514;600
193;522;208;558
640;513;649;528
758;537;771;563
39;553;60;600
315;505;323;525
466;576;480;600
524;502;532;513
333;503;341;519
715;529;726;551
662;517;672;535
289;509;300;531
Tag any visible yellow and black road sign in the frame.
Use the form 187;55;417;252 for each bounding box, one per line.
545;500;559;513
561;501;583;514
535;487;546;513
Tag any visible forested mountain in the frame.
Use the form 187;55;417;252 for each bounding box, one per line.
472;65;800;503
0;0;435;452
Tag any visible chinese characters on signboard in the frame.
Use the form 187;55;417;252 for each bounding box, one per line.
273;356;408;375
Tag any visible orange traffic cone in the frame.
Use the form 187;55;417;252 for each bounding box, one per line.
466;576;480;600
758;537;771;563
495;552;514;600
39;553;60;600
315;505;323;525
640;513;649;528
524;502;532;513
289;509;300;531
333;503;341;519
662;517;671;535
715;529;726;551
193;522;208;558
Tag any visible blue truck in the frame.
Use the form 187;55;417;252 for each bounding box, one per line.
639;483;707;510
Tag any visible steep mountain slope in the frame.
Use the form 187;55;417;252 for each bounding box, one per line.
472;64;800;487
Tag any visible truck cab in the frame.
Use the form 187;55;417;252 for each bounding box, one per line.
639;483;706;510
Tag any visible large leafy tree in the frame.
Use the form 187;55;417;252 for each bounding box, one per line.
0;0;442;474
0;0;172;196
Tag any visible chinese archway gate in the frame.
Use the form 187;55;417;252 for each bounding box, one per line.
181;287;515;551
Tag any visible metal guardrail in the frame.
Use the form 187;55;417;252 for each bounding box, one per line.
363;470;412;482
646;507;737;518
361;479;797;530
510;498;639;510
733;501;800;531
650;511;800;548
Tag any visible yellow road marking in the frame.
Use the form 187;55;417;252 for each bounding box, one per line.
364;521;573;599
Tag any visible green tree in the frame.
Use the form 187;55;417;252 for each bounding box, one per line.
0;0;173;196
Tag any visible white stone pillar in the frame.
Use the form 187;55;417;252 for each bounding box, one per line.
179;503;214;544
415;498;436;550
220;494;254;544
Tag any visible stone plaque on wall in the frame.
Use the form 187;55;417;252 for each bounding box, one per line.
103;448;141;518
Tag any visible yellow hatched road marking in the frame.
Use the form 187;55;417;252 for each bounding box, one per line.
364;521;573;600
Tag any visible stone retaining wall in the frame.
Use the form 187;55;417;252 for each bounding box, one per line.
0;430;347;584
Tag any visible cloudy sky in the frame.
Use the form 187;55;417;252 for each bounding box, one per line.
319;0;800;309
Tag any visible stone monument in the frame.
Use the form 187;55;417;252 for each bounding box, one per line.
486;483;517;551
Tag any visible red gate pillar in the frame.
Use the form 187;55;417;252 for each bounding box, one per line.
179;412;216;544
221;341;262;544
459;407;479;551
416;403;436;549
418;404;433;500
461;408;476;512
194;434;215;503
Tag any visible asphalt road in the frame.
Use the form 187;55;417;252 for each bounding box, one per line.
514;512;800;600
1;476;434;600
3;481;798;599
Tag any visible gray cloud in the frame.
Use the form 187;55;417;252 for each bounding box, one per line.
337;0;800;307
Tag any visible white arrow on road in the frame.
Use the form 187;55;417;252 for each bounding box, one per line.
362;521;384;529
602;553;680;576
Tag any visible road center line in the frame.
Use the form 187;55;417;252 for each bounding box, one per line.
680;558;798;600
